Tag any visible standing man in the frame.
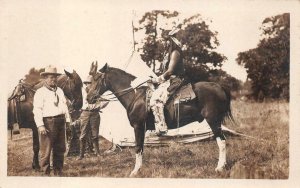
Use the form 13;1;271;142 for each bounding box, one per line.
77;75;109;160
33;65;70;176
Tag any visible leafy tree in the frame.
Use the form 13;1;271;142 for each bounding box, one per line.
136;11;243;93
137;12;227;81
23;68;43;85
208;69;242;92
136;11;179;72
236;13;289;101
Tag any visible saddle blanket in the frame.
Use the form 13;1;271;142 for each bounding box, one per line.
173;83;196;104
146;83;196;110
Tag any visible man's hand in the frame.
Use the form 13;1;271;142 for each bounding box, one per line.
38;125;48;135
151;77;158;84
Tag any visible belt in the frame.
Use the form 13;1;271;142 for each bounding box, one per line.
43;114;65;120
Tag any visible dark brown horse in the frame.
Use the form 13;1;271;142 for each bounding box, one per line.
7;70;83;170
87;64;234;176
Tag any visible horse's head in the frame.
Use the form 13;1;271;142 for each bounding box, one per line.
87;63;136;104
87;63;109;104
57;70;83;111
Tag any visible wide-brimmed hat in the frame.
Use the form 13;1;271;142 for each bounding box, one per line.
40;65;61;76
83;75;93;84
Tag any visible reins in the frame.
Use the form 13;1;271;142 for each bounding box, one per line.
99;80;149;102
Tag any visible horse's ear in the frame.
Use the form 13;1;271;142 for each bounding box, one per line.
89;61;97;76
64;69;73;78
99;63;108;73
95;61;98;70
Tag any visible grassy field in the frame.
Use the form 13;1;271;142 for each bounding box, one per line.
7;100;289;178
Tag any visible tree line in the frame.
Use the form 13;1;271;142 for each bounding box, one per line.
135;11;289;101
22;12;289;102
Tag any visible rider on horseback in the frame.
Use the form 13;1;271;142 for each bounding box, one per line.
150;28;185;136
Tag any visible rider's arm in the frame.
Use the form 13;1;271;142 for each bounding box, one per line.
157;50;180;82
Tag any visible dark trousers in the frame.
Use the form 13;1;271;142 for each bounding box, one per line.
79;111;100;141
40;115;66;175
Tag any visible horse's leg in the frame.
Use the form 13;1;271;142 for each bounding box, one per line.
207;119;226;172
32;126;40;170
129;123;145;177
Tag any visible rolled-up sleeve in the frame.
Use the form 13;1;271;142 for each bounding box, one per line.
33;90;44;127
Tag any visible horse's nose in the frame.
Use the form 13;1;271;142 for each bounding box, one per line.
86;94;93;104
90;95;97;104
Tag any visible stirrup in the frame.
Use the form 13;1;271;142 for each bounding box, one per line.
12;123;20;135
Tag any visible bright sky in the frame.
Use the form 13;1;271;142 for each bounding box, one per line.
1;0;297;92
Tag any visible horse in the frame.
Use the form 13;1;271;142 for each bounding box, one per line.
87;63;235;177
7;70;83;170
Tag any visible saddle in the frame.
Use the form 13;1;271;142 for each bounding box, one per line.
8;81;32;102
8;81;35;134
146;82;196;111
172;83;196;104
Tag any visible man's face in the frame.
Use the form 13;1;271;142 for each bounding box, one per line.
84;82;91;92
45;75;58;87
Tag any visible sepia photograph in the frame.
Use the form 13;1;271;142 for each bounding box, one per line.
1;0;300;187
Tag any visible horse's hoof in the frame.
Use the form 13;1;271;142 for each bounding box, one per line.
129;170;139;177
215;166;225;172
32;163;41;171
12;124;20;135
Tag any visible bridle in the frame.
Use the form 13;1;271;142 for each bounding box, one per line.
93;72;149;102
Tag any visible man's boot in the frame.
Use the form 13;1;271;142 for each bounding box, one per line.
77;140;86;160
86;137;94;155
152;105;168;136
93;139;100;157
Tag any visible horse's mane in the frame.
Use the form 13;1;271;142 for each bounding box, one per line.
72;71;83;87
109;67;136;81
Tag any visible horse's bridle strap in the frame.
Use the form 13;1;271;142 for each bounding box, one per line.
100;76;149;101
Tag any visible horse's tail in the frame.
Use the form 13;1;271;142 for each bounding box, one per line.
221;86;237;126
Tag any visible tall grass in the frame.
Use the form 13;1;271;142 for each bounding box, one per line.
7;101;289;178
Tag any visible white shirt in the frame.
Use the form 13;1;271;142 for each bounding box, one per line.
82;87;109;110
33;86;70;127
